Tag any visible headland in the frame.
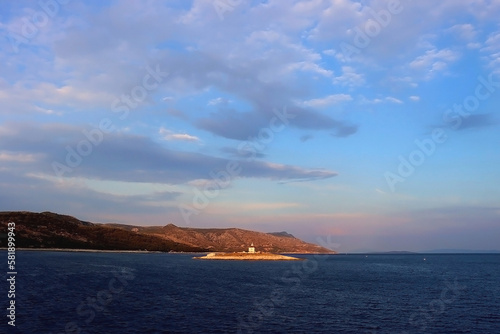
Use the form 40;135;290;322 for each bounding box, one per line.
0;211;335;254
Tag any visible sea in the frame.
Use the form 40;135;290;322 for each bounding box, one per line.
2;251;499;333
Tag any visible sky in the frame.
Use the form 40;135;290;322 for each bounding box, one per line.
1;0;499;252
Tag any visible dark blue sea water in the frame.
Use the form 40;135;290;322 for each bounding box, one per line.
2;252;499;333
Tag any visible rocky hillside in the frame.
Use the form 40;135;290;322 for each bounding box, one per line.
0;211;335;253
0;211;205;252
106;223;334;253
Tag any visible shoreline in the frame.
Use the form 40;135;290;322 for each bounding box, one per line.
0;248;333;255
0;248;159;253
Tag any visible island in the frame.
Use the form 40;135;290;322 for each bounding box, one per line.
193;243;304;261
0;211;336;254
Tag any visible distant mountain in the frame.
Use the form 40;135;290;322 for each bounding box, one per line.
421;249;500;254
0;211;335;253
368;251;418;254
268;231;296;238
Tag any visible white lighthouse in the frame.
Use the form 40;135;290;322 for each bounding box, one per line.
248;243;255;253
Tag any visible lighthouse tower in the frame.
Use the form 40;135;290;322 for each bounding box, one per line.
248;243;255;253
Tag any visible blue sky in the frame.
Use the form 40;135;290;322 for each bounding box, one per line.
1;0;499;252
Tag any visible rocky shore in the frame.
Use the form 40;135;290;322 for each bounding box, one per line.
8;248;153;253
193;252;304;261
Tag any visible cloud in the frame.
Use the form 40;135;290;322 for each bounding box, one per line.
300;134;313;142
0;0;499;248
284;105;356;136
165;108;188;120
159;127;200;142
385;97;403;104
0;122;338;184
0;151;39;163
215;202;302;214
0;170;181;219
155;50;357;139
195;109;266;140
220;147;266;159
409;95;420;102
361;96;404;104
302;94;353;108
331;125;358;138
309;0;364;41
457;113;497;131
208;97;232;106
409;48;460;78
0;80;116;115
447;23;478;42
481;30;500;71
2;1;360;140
333;66;365;87
285;61;334;77
311;1;451;63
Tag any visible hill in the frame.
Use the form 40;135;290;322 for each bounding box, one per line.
0;211;205;252
105;223;333;253
0;211;335;253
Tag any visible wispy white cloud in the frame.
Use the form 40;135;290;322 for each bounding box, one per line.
159;127;200;142
481;30;500;71
409;95;420;102
333;66;365;87
302;94;352;108
0;151;39;163
361;96;403;104
447;23;478;42
409;48;460;78
385;97;403;104
208;97;231;106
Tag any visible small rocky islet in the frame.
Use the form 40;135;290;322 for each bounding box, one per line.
193;243;304;261
193;252;303;261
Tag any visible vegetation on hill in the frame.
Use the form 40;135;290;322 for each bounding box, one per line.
0;211;206;252
0;211;336;253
